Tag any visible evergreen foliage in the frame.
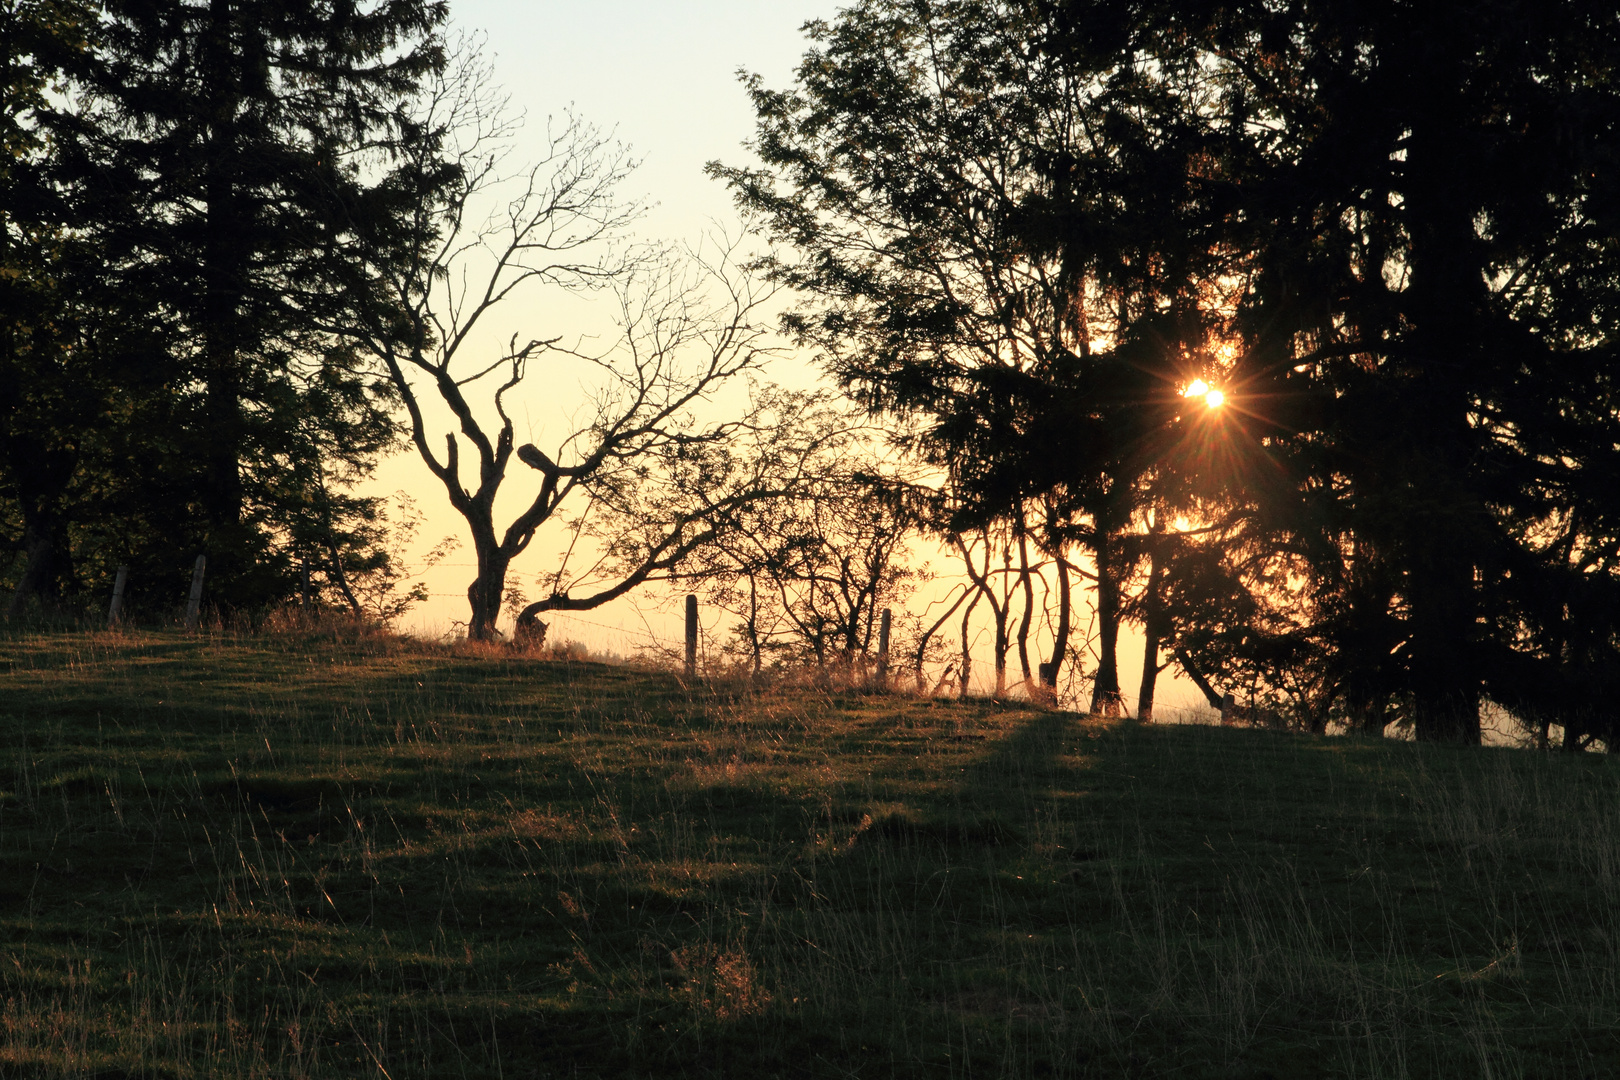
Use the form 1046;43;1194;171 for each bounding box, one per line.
718;0;1620;742
2;0;448;620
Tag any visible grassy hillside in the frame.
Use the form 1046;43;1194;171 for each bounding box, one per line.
1;629;1617;1078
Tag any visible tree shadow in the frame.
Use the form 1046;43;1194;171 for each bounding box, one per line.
954;705;1088;826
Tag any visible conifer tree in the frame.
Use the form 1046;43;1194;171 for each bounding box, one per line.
0;0;110;616
1102;0;1620;741
52;0;447;609
726;0;1620;740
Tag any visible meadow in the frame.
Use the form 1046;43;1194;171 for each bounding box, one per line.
1;628;1617;1078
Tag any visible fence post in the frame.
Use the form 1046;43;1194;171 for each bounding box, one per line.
185;555;207;631
877;608;892;686
684;594;698;678
1220;692;1236;726
1036;662;1058;706
107;565;130;629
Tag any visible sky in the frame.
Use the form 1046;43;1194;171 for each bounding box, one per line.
447;0;835;246
368;0;1213;716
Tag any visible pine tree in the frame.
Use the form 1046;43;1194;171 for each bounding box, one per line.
54;0;446;610
1123;0;1620;741
0;0;106;616
726;0;1620;739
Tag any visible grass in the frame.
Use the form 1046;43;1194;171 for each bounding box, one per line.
1;628;1618;1078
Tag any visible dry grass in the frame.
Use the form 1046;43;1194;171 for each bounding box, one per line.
1;628;1618;1077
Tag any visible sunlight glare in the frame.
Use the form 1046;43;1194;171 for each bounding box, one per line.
1182;379;1224;408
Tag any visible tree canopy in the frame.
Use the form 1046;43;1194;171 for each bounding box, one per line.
3;0;448;620
719;0;1620;741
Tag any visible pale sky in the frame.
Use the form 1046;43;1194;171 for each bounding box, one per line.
448;0;835;244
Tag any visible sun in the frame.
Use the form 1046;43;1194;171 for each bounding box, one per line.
1181;379;1225;408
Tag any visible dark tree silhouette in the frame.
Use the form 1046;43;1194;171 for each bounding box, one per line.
727;0;1620;741
1;0;109;616
694;432;924;674
354;48;813;640
714;0;1248;705
1095;0;1620;742
48;0;446;609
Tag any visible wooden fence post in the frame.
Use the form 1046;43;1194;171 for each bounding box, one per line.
1036;662;1058;706
107;565;129;629
185;555;207;631
877;608;892;686
684;594;698;678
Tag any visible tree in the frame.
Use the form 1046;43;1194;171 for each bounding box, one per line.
1;0;96;615
729;0;1620;740
714;0;1240;705
354;48;811;640
46;0;447;609
1093;0;1620;742
693;430;925;674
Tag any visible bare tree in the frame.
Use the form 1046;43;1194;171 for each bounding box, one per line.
691;424;925;674
912;584;971;692
354;43;790;639
950;531;1003;696
1013;525;1038;691
514;383;837;632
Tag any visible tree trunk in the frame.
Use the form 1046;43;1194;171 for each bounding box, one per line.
1136;536;1165;722
5;516;68;620
915;585;970;692
2;444;78;620
1015;530;1034;688
990;538;1014;696
1401;44;1485;745
1343;668;1387;736
746;573;763;675
199;0;248;596
1354;701;1388;737
1174;646;1223;710
467;539;511;641
1562;720;1584;754
1397;369;1482;743
325;537;362;617
1043;550;1071;693
1089;532;1123;715
991;589;1009;698
959;588;980;698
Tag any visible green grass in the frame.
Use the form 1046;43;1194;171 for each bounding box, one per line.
2;628;1618;1078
